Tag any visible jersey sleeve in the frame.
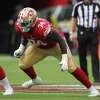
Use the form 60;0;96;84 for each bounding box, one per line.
15;22;21;33
72;4;78;18
47;28;67;54
35;19;51;38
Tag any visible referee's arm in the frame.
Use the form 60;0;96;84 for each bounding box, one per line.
70;17;77;33
70;3;78;41
69;17;78;42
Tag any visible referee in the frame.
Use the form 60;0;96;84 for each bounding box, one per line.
70;0;100;83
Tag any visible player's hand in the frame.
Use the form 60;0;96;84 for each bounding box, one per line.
13;44;25;58
59;54;68;72
14;49;24;58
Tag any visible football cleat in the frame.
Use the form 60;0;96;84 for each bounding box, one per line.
3;87;14;96
88;89;100;97
22;76;43;88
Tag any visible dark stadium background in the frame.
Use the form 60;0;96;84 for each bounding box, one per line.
0;0;69;21
0;0;70;54
0;0;50;54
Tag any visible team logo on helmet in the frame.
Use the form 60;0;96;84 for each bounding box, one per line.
18;7;37;32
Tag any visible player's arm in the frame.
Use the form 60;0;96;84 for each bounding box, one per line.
47;30;67;54
13;36;28;58
47;30;68;71
20;37;28;47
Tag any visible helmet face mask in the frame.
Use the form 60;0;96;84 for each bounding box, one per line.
21;20;30;27
19;18;36;32
17;7;37;32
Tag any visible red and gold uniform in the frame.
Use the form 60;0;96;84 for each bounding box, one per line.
15;18;69;68
13;8;99;95
16;18;64;49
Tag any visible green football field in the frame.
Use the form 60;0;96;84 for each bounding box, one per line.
0;55;100;100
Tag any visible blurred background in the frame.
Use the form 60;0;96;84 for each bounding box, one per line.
0;0;99;58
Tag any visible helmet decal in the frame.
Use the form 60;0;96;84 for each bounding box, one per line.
17;7;37;32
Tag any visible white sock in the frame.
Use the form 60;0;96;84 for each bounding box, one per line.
1;77;12;90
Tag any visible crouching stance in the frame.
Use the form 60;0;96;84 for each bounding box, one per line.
0;66;13;95
14;7;100;97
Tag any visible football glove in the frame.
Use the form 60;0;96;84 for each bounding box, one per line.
59;54;68;72
14;44;25;58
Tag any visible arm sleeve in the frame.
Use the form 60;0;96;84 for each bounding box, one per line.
47;30;67;54
20;36;28;47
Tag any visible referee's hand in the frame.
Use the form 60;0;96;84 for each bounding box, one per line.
69;32;77;42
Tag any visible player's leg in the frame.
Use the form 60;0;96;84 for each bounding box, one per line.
52;43;100;97
19;44;46;88
0;66;13;95
67;44;100;96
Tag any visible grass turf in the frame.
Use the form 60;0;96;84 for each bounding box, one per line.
0;92;100;100
0;55;94;84
0;54;98;100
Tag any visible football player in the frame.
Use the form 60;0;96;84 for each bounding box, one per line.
14;7;99;97
0;66;13;95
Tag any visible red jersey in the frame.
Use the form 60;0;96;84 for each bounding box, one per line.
15;18;64;49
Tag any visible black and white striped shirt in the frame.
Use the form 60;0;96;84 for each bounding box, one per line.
72;1;100;28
